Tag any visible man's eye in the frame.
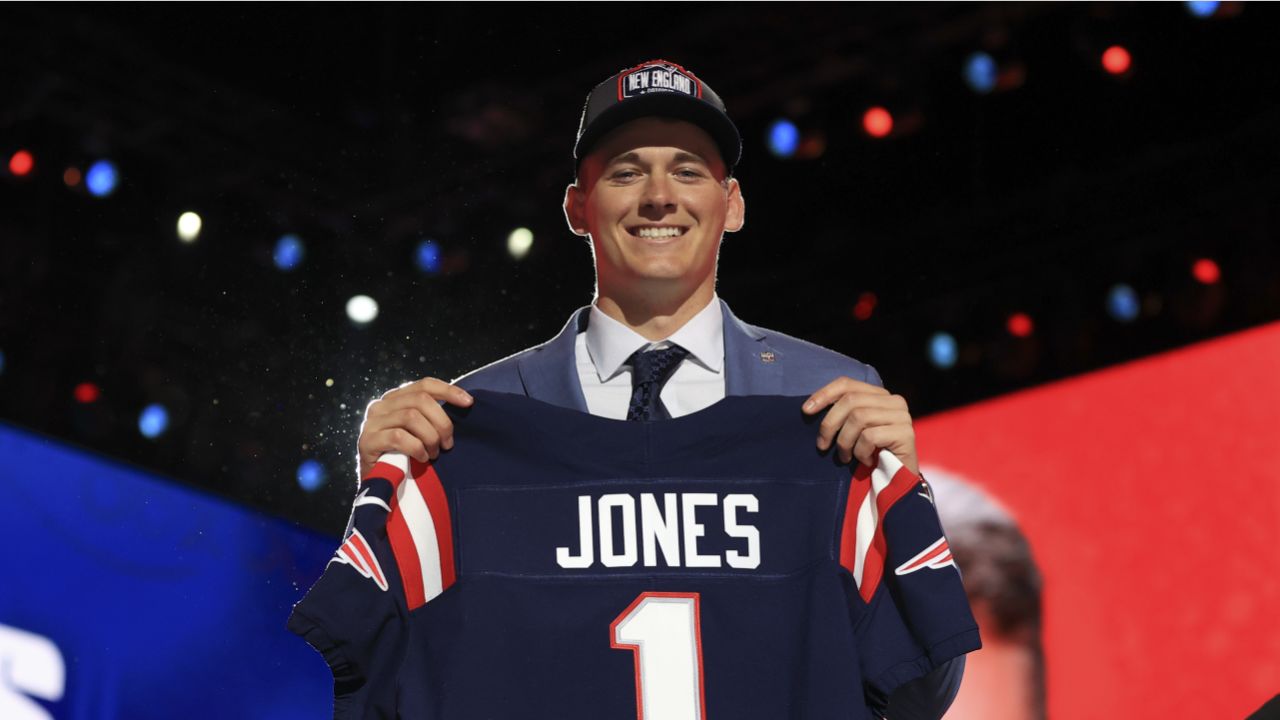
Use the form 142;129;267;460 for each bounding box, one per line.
612;170;639;180
676;169;704;179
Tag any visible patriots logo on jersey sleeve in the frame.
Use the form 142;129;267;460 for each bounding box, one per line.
330;528;389;592
893;537;955;576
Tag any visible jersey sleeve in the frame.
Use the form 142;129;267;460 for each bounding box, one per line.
287;454;455;718
839;449;982;708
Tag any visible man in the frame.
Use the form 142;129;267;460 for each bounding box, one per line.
357;59;964;718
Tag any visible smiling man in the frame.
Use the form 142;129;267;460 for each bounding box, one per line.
356;59;967;718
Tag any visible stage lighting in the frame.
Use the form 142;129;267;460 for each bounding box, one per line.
63;167;81;187
862;107;893;139
1192;258;1220;284
1007;312;1034;338
1102;45;1132;75
0;350;6;376
767;119;800;158
929;332;958;369
963;52;998;94
9;149;34;177
852;291;877;321
138;403;169;439
415;239;442;274
74;382;100;404
346;295;379;324
1107;283;1140;322
1186;1;1219;17
297;460;327;492
507;227;534;260
274;234;305;271
177;212;202;243
86;160;119;197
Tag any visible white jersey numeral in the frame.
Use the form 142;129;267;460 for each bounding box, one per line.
610;592;706;720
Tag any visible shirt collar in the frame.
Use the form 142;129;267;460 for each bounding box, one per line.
585;295;725;382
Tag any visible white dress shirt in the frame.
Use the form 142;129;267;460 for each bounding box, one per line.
574;295;726;420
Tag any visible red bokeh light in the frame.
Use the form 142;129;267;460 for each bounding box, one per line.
9;150;34;177
74;382;101;404
64;167;82;187
1192;258;1220;284
1102;45;1132;75
862;107;893;138
1007;312;1034;338
852;291;878;321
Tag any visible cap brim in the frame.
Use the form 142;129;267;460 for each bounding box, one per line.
574;93;742;173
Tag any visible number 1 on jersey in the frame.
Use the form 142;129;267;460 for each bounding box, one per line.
610;592;707;720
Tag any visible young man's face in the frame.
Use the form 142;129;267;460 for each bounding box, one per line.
566;117;744;304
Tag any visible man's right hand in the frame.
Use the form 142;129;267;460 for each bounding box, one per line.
357;378;474;478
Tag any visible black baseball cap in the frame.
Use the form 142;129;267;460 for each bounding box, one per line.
573;59;742;175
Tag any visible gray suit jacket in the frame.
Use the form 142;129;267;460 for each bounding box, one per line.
454;298;884;402
451;298;963;720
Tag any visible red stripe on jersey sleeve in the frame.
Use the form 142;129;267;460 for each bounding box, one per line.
838;464;874;575
348;531;386;589
858;465;921;603
413;460;456;591
364;460;407;490
387;508;426;609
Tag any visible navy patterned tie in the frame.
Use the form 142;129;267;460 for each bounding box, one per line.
625;344;690;421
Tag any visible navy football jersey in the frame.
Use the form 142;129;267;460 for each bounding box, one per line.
288;391;979;719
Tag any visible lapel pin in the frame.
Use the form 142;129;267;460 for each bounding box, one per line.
759;351;776;363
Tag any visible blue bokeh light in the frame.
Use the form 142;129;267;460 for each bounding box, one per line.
138;404;170;439
1186;1;1219;18
273;234;305;271
86;160;119;197
297;459;327;492
0;349;6;376
928;333;958;369
415;239;442;274
767;120;800;158
1107;284;1141;322
964;52;998;94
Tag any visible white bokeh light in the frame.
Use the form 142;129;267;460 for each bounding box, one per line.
177;211;202;243
346;295;379;324
507;227;534;260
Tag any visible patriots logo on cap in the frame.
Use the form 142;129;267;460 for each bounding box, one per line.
893;536;955;576
618;59;703;101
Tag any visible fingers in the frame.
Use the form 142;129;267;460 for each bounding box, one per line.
359;377;473;476
803;377;888;415
815;392;908;450
831;408;911;465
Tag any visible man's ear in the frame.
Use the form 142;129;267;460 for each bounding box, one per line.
724;178;745;233
563;183;588;237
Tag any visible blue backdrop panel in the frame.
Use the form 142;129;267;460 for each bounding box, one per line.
0;423;336;719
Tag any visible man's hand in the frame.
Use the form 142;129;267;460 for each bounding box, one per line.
801;378;919;474
357;378;474;478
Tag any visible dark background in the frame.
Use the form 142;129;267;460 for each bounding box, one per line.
3;3;1277;535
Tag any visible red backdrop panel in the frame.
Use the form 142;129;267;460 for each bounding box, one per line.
917;322;1280;718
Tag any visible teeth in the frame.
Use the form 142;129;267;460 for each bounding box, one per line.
636;227;685;238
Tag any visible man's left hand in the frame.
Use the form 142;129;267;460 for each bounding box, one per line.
802;378;919;474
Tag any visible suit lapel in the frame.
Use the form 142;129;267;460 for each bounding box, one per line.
517;307;591;412
721;299;784;397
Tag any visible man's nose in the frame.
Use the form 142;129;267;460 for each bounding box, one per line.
640;173;676;215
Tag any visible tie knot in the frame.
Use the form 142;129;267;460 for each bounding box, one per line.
628;344;690;388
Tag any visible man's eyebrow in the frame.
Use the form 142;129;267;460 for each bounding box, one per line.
604;150;711;167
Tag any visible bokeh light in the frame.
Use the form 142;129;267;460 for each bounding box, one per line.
9;149;34;177
963;52;998;94
767;119;800;158
74;382;101;404
346;294;379;324
1107;283;1140;322
86;160;119;197
138;403;170;439
274;234;305;271
507;227;534;260
929;332;958;369
177;212;202;243
1102;45;1132;75
297;459;327;492
1192;258;1220;284
415;239;442;274
863;107;894;138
